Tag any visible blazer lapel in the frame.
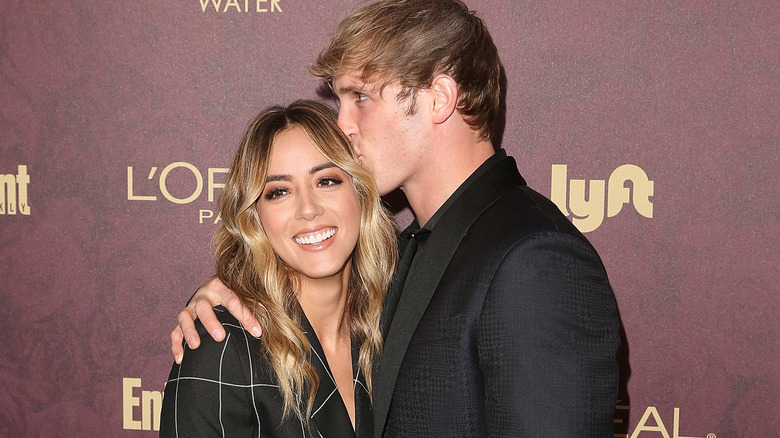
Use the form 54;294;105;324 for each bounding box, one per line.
352;344;374;438
303;316;358;438
372;156;525;437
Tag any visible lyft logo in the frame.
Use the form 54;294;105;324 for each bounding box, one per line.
551;164;654;233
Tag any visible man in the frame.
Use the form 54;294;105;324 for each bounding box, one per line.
172;0;620;436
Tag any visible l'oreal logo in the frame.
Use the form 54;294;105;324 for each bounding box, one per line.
126;163;227;205
615;404;715;438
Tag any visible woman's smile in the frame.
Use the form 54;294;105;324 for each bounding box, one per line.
293;226;337;246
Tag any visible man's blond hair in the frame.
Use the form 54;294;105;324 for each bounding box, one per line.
310;0;501;141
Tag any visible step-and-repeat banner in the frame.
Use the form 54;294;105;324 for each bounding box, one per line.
1;1;777;436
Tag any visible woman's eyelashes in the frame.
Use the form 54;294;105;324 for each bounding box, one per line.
262;175;344;201
264;186;288;200
318;176;343;187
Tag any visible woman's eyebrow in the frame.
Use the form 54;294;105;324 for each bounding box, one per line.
265;174;291;183
264;163;337;183
310;162;338;174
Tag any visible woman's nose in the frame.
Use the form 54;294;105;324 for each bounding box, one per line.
296;189;324;221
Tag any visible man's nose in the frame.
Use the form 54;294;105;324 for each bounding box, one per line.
337;106;357;143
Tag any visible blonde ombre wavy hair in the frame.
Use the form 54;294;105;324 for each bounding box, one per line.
212;100;397;422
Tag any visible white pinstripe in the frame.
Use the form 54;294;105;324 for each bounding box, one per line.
218;333;230;437
173;345;183;438
309;347;338;419
167;319;358;436
236;322;263;438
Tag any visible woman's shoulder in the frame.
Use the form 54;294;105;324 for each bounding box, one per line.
162;310;278;436
204;305;250;337
183;305;266;373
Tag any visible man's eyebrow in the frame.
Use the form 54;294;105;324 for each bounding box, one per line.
333;82;366;96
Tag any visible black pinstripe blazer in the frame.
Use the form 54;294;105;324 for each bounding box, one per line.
373;152;621;437
160;306;372;438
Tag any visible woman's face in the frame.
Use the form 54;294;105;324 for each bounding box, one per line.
256;127;361;284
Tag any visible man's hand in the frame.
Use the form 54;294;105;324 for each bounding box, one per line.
170;277;262;364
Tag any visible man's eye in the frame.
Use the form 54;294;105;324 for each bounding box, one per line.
357;93;368;102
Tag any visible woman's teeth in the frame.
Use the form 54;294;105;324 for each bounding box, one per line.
294;228;336;245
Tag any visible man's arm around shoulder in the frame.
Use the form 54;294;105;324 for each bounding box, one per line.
170;277;261;364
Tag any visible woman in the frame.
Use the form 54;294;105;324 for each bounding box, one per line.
160;100;397;437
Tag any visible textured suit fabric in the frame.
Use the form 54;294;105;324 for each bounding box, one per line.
373;153;621;437
160;306;372;438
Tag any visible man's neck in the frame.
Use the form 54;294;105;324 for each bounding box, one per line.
404;139;495;227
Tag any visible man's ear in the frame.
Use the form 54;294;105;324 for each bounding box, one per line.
429;74;458;125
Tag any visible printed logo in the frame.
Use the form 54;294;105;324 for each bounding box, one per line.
551;164;654;233
614;401;716;438
199;0;282;13
123;378;163;431
126;162;228;224
0;165;30;216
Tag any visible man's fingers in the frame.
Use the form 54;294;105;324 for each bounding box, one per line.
221;289;262;338
177;307;201;349
170;276;255;366
193;297;226;342
170;326;186;364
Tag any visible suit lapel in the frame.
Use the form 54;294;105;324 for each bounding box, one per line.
379;234;410;337
372;157;525;437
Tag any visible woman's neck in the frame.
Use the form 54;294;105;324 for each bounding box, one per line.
296;270;351;346
295;268;356;429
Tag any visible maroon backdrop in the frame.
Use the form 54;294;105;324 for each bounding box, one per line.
1;1;777;436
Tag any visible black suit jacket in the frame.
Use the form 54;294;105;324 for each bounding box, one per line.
161;306;372;437
373;154;621;437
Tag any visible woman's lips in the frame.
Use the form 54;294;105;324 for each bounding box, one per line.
293;227;337;245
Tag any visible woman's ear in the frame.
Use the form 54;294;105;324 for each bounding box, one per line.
429;74;458;125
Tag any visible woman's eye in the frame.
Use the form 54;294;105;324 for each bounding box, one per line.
264;188;288;200
318;177;343;187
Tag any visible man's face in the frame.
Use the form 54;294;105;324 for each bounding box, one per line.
332;71;427;196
